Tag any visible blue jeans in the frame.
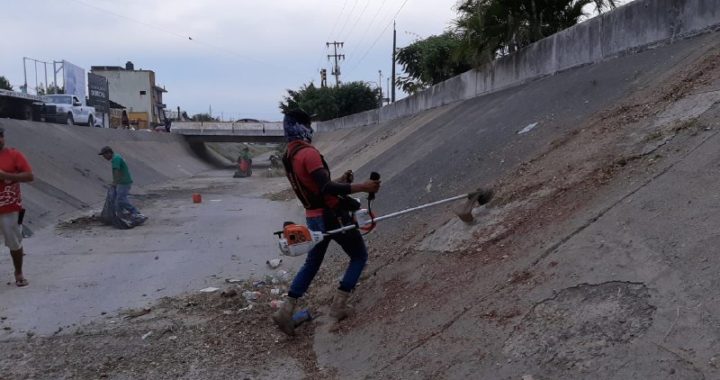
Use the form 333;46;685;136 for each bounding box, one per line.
288;210;368;298
115;184;140;215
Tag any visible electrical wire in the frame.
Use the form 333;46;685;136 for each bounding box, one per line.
343;0;389;62
325;0;350;43
67;0;304;76
315;0;350;77
346;0;411;75
335;0;360;41
340;0;371;43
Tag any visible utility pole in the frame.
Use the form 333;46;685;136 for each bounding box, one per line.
378;70;383;106
391;21;397;103
326;41;345;87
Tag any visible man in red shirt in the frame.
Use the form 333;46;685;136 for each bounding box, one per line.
272;109;380;335
0;128;34;287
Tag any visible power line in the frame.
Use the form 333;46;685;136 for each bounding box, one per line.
335;0;360;40
346;0;411;75
340;0;371;42
325;0;349;42
344;0;390;65
316;0;350;74
67;0;303;76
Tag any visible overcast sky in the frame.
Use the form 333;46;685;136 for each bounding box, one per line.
1;0;464;121
1;0;632;122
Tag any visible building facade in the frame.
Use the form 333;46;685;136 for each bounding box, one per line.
91;62;167;129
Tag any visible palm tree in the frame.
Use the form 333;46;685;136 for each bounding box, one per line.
453;0;617;67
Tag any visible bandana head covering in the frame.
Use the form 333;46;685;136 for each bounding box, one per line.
283;109;313;143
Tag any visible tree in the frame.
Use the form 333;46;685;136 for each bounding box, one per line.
454;0;617;66
35;83;64;95
191;113;216;122
396;0;617;91
396;32;472;94
279;81;381;122
0;76;12;91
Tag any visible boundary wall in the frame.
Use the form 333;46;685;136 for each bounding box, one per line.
316;0;720;132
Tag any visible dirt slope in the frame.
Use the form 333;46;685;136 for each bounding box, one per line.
306;32;720;379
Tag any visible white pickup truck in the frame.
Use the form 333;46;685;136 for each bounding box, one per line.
41;94;99;127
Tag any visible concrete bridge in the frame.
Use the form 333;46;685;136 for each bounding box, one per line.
172;121;285;143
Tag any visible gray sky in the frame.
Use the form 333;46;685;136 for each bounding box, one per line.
1;0;461;121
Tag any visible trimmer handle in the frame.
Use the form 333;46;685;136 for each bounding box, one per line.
368;172;380;201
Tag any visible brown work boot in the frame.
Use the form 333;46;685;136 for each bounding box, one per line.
329;289;353;321
272;297;298;336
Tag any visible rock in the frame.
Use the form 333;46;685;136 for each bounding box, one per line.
267;258;282;269
124;308;152;319
221;289;238;298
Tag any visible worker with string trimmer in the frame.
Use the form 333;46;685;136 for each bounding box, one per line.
272;109;381;336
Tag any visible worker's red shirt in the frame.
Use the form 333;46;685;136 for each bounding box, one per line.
0;148;31;214
288;141;339;217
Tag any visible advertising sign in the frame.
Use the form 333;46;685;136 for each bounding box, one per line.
63;60;86;99
87;73;109;113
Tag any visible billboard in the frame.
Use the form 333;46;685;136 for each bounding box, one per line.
87;73;109;113
63;60;86;99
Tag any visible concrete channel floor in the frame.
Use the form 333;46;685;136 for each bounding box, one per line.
0;168;303;340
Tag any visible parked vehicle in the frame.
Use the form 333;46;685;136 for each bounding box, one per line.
41;94;97;126
0;89;44;120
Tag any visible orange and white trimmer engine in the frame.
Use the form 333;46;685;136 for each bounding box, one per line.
275;222;325;257
353;209;376;233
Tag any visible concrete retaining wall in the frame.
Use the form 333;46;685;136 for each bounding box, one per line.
316;0;720;132
0;119;217;229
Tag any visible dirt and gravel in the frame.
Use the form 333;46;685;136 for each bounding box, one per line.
0;277;336;379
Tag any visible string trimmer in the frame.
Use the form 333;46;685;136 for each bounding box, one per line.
274;172;493;256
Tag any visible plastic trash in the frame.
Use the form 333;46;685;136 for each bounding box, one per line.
267;258;282;269
293;309;312;327
276;270;290;282
270;288;281;295
252;280;266;288
242;291;261;301
518;122;539;135
269;299;284;309
199;287;219;293
239;305;253;312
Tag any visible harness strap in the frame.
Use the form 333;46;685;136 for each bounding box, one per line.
282;143;330;210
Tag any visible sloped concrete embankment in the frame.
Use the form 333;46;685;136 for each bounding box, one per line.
0;119;218;229
316;0;720;132
306;29;720;379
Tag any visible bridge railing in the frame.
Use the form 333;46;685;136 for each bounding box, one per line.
172;121;284;136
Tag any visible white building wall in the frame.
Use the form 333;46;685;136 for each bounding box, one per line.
92;70;152;115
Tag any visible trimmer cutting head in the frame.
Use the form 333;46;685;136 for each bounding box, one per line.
454;188;494;224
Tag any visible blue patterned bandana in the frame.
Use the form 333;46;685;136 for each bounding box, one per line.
283;114;313;143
